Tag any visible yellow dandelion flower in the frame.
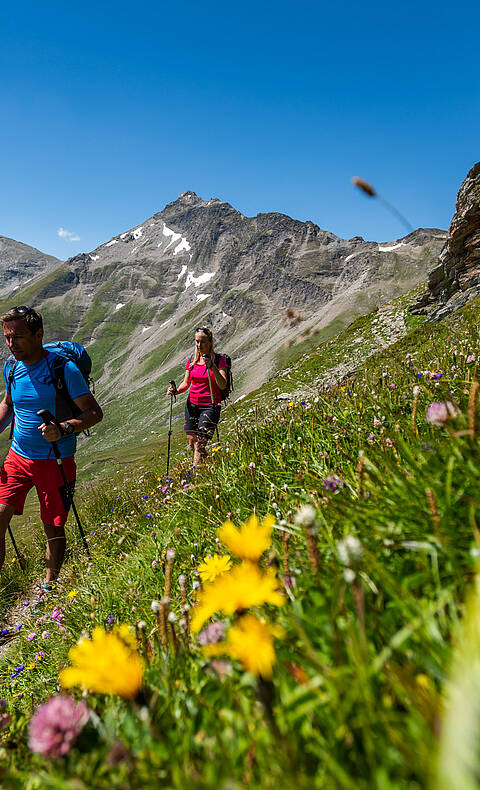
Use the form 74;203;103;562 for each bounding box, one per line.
68;589;78;599
198;554;232;583
191;562;284;633
205;614;285;678
59;625;143;699
217;514;275;561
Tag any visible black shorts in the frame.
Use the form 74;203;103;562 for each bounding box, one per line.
184;399;221;440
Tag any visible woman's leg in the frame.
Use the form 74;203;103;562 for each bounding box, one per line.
193;436;208;466
184;400;200;463
194;405;221;465
185;431;196;457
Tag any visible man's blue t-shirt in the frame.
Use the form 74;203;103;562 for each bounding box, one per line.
3;352;89;460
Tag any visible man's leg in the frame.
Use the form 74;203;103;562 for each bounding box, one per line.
0;503;16;572
35;455;75;584
42;522;66;583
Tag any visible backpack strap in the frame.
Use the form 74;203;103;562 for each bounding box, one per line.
4;358;16;395
45;352;82;421
4;359;16;441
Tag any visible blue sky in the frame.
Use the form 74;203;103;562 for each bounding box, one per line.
1;0;479;260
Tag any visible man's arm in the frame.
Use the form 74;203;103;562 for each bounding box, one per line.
40;392;103;442
0;391;13;434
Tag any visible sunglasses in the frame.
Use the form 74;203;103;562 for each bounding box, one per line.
8;305;32;315
195;327;211;336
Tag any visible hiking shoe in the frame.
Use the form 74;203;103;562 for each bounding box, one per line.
32;581;55;610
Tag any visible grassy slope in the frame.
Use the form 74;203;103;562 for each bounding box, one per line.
1;290;480;788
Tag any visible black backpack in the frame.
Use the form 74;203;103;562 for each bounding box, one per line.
215;353;233;402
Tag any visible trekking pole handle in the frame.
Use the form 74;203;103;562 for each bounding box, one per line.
37;409;63;459
169;380;177;401
37;409;63;433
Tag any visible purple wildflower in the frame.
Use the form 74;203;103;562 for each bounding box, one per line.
106;615;115;626
10;666;24;678
322;476;341;491
198;621;226;645
142;495;149;500
146;512;152;518
26;633;36;641
0;629;9;637
426;401;458;427
467;354;476;364
28;696;90;758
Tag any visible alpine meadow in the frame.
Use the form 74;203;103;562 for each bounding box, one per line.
1;161;480;790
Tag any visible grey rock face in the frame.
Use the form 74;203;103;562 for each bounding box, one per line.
411;162;480;320
0;237;62;298
0;193;445;407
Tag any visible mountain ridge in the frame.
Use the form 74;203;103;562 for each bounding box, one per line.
0;193;447;458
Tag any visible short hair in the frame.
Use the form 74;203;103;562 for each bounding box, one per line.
1;306;43;334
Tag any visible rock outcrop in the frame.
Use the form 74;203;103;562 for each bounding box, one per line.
0;237;62;298
411;162;480;320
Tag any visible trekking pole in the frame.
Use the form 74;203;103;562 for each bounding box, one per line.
166;381;176;476
204;355;220;442
7;525;25;571
36;410;90;557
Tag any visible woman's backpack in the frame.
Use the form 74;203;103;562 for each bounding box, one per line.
215;353;233;402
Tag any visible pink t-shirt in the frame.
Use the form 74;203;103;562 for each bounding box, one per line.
186;355;227;406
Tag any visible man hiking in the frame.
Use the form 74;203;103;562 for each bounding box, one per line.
0;306;103;601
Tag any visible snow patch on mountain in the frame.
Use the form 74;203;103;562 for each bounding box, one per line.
105;239;118;247
177;264;187;280
184;271;215;290
378;242;406;252
90;255;100;261
196;293;210;303
174;238;191;255
161;224;192;255
115;303;125;311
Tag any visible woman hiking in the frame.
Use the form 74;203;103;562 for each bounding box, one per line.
167;327;227;466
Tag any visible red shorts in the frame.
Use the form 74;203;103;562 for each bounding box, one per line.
0;449;76;528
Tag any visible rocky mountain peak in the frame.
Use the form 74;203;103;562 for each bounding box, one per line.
0;236;62;298
411;161;480;320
